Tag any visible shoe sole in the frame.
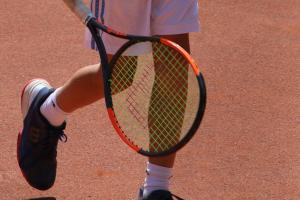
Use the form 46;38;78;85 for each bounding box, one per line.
17;79;51;189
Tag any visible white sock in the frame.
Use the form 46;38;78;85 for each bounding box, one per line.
143;162;172;197
40;88;68;126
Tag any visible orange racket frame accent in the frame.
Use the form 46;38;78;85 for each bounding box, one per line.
160;38;200;76
107;108;141;152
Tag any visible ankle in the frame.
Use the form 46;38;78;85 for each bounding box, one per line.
40;88;68;126
143;162;172;196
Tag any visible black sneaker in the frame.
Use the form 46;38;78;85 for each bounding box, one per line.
17;79;67;190
138;187;184;200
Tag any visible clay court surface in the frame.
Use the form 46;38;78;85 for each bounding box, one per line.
0;0;299;199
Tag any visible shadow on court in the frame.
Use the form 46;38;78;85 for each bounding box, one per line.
25;197;56;200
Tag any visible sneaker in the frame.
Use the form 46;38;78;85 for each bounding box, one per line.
138;187;184;200
17;79;67;190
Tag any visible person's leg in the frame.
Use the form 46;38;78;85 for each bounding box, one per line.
42;54;140;126
141;0;199;196
56;63;104;113
17;57;110;190
38;63;105;127
40;54;112;127
18;52;140;190
143;34;190;195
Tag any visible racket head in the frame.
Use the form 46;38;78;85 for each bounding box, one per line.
106;38;206;157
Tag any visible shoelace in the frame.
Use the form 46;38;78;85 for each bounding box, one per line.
43;125;67;158
171;193;184;200
20;123;68;170
57;131;67;143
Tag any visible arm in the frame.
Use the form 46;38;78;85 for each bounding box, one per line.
62;0;92;23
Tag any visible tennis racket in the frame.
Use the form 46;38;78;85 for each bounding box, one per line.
85;16;206;157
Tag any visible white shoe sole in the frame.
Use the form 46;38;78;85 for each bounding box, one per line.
21;79;51;119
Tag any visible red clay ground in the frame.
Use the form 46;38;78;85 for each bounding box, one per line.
0;0;299;199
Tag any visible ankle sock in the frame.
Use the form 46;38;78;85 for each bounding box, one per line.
40;88;68;126
143;162;172;196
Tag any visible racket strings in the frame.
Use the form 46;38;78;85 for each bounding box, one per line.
111;41;198;153
111;56;137;94
148;43;189;151
126;64;154;129
151;44;189;116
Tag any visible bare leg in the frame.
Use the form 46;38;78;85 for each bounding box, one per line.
56;55;113;113
149;33;190;168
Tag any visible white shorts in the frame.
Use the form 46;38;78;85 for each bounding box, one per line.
85;0;200;55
